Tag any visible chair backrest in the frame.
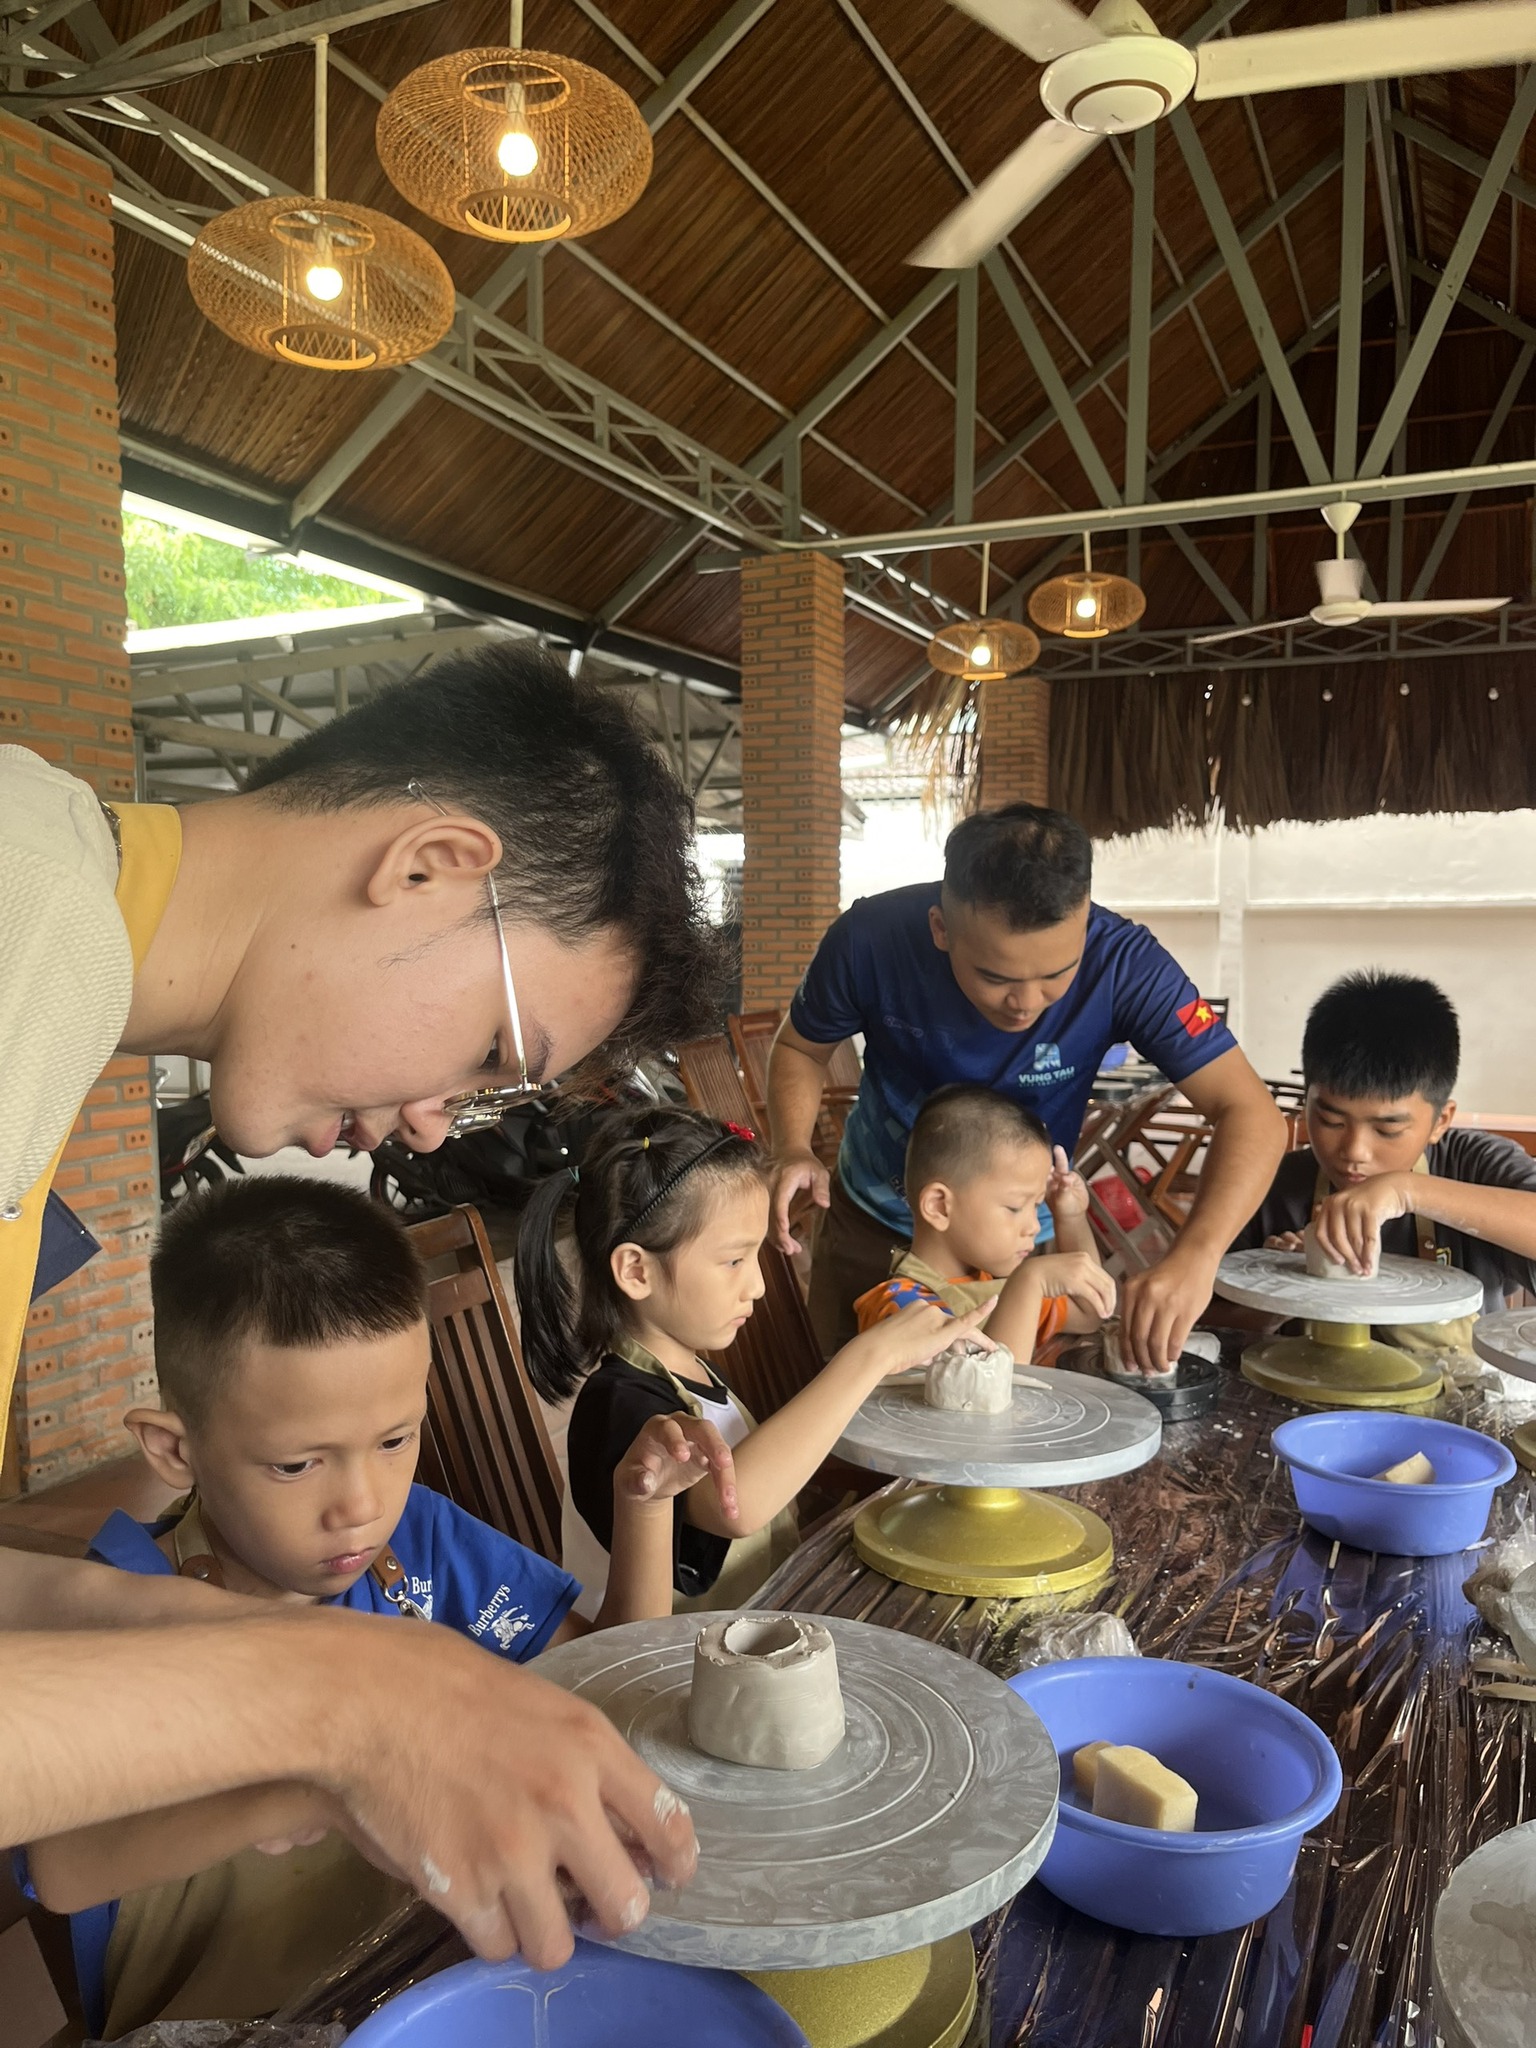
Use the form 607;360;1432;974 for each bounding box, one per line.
727;1009;781;1124
674;1036;829;1414
405;1204;563;1564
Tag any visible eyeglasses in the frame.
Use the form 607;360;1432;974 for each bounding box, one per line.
407;781;554;1138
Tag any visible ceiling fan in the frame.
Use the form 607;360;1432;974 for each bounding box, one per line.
912;0;1536;269
1190;502;1510;646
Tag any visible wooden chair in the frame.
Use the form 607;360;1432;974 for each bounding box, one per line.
674;1036;828;1417
727;1008;862;1168
405;1205;563;1564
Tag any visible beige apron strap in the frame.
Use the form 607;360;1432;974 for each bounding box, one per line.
168;1493;224;1586
888;1250;998;1317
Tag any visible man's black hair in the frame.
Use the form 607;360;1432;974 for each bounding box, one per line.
1302;971;1460;1110
906;1083;1052;1196
942;803;1093;931
151;1177;427;1427
245;641;728;1070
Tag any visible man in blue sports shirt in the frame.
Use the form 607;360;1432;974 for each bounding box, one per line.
768;804;1286;1371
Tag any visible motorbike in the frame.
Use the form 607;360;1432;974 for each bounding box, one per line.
157;1090;244;1207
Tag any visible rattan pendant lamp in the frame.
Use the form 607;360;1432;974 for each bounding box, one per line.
1028;532;1146;639
376;0;652;243
188;37;455;371
900;545;1042;807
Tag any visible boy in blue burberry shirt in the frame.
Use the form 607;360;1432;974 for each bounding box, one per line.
24;1177;735;2039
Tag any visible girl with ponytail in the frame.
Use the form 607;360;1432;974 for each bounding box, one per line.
516;1105;992;1610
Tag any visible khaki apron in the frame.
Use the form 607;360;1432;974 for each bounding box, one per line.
0;801;180;1467
883;1249;1001;1318
1311;1159;1479;1359
100;1499;410;2037
611;1337;799;1613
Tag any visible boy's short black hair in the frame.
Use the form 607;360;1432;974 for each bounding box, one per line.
942;803;1093;932
1302;971;1460;1111
151;1178;427;1427
905;1084;1052;1198
244;641;728;1073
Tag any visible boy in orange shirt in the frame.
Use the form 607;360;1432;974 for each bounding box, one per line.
854;1084;1116;1360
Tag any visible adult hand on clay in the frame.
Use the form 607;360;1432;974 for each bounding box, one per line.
1119;1242;1220;1375
328;1615;698;1967
1313;1174;1409;1275
769;1149;832;1256
619;1411;741;1529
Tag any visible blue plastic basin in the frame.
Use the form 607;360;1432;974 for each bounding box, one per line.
344;1943;809;2048
1007;1657;1342;1938
1271;1411;1515;1557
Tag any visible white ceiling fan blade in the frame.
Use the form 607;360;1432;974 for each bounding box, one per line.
1195;1;1536;101
1366;597;1511;617
943;0;1104;64
909;122;1103;267
1191;617;1309;645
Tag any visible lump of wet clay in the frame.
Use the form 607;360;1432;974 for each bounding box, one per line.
925;1336;1015;1413
1102;1318;1177;1385
1304;1220;1376;1282
1072;1739;1113;1798
1374;1451;1437;1485
1090;1745;1198;1832
688;1613;845;1771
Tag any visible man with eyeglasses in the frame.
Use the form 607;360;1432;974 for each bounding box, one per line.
0;643;720;1968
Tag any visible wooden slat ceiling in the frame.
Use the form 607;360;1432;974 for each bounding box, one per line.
57;0;1536;712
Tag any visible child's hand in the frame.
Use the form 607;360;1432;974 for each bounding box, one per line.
1264;1230;1305;1252
846;1298;999;1381
1313;1175;1408;1274
1045;1145;1090;1221
616;1414;740;1528
1027;1252;1118;1321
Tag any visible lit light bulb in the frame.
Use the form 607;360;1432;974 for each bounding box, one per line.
497;128;539;177
1073;593;1098;619
969;639;991;668
305;262;344;302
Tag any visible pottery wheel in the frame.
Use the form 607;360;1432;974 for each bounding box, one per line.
1214;1249;1483;1325
1433;1818;1536;2048
1472;1308;1536;1386
832;1367;1160;1488
534;1613;1058;1970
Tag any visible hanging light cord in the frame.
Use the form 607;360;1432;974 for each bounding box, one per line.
313;34;328;198
979;539;991;617
510;0;524;46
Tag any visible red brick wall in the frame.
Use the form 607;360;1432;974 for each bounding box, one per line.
1;111;156;1493
980;674;1052;809
739;552;845;1009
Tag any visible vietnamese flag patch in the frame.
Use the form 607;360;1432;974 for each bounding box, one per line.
1178;996;1218;1036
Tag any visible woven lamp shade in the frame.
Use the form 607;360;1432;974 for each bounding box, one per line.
927;617;1040;680
188;196;454;371
1028;570;1145;640
377;48;652;243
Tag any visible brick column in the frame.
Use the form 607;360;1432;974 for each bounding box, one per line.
1;112;156;1494
738;552;844;1009
979;674;1051;809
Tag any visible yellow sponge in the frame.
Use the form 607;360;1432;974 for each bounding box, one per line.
1373;1451;1436;1485
1090;1744;1199;1832
1071;1739;1112;1798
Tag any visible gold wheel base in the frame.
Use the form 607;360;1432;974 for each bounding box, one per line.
852;1482;1113;1598
746;1935;977;2048
1514;1421;1536;1472
1241;1329;1442;1410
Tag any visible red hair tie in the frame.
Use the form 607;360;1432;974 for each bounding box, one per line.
723;1121;757;1143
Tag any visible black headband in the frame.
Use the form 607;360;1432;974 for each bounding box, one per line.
610;1122;756;1249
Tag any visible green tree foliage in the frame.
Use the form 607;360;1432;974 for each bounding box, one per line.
124;515;388;629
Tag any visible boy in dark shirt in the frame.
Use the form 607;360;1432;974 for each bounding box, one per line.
1231;972;1536;1314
